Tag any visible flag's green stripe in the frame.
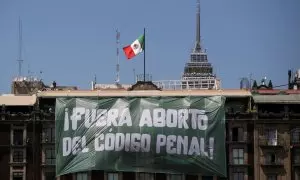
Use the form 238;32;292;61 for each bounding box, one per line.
137;35;145;50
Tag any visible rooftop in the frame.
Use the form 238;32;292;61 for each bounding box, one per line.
2;88;300;106
0;94;36;106
0;89;250;106
253;94;300;104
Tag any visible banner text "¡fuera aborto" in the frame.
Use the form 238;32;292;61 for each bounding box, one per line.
63;107;211;130
62;107;214;159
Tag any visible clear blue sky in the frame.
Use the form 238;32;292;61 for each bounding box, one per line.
0;0;299;93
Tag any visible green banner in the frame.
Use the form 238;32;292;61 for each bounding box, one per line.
55;96;226;177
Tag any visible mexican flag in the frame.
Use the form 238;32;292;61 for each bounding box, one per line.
123;34;145;60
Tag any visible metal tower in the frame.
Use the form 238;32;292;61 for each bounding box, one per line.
152;0;220;90
181;0;217;89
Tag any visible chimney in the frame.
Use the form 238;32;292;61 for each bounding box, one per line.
91;81;95;90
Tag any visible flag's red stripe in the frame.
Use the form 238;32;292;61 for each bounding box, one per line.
123;45;135;60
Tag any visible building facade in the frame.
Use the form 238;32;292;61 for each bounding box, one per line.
252;90;300;180
1;83;299;180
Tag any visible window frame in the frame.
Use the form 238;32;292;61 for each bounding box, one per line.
293;149;300;164
232;127;244;142
42;126;55;143
107;172;119;180
13;129;24;145
12;149;24;163
265;153;277;164
267;174;277;180
232;167;245;180
265;129;277;145
44;147;55;165
232;148;244;165
168;174;184;180
44;171;56;180
12;172;24;180
136;173;154;180
292;128;300;144
76;172;88;180
233;172;244;180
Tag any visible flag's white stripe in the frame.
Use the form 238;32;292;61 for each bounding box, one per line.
130;39;143;55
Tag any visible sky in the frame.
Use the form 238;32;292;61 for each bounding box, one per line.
0;0;299;93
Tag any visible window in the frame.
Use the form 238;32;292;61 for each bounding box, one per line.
42;126;55;143
137;173;154;180
13;129;23;145
191;55;197;62
76;172;88;180
108;173;118;180
232;127;244;141
45;147;55;165
233;172;244;180
185;175;198;180
293;149;300;164
202;176;213;180
296;171;300;180
233;148;244;164
218;178;227;180
45;172;55;180
232;128;238;141
233;168;244;180
13;150;23;162
292;129;300;144
267;174;277;180
265;129;277;145
169;174;183;180
266;153;276;164
13;172;23;180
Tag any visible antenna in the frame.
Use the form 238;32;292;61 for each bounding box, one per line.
27;63;33;77
27;64;30;76
196;0;200;43
115;29;120;84
193;0;201;52
249;73;253;90
133;68;136;82
17;17;24;77
27;63;31;80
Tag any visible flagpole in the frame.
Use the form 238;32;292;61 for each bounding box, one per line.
143;28;146;82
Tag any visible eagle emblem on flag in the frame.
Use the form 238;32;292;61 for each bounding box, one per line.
133;44;139;49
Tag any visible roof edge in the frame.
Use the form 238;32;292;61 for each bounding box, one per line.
37;89;251;98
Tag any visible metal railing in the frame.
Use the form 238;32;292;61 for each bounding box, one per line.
228;135;252;143
2;112;32;121
136;74;152;82
262;159;284;166
152;79;221;90
258;112;286;119
290;113;300;120
291;139;300;144
258;138;285;146
226;112;254;120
